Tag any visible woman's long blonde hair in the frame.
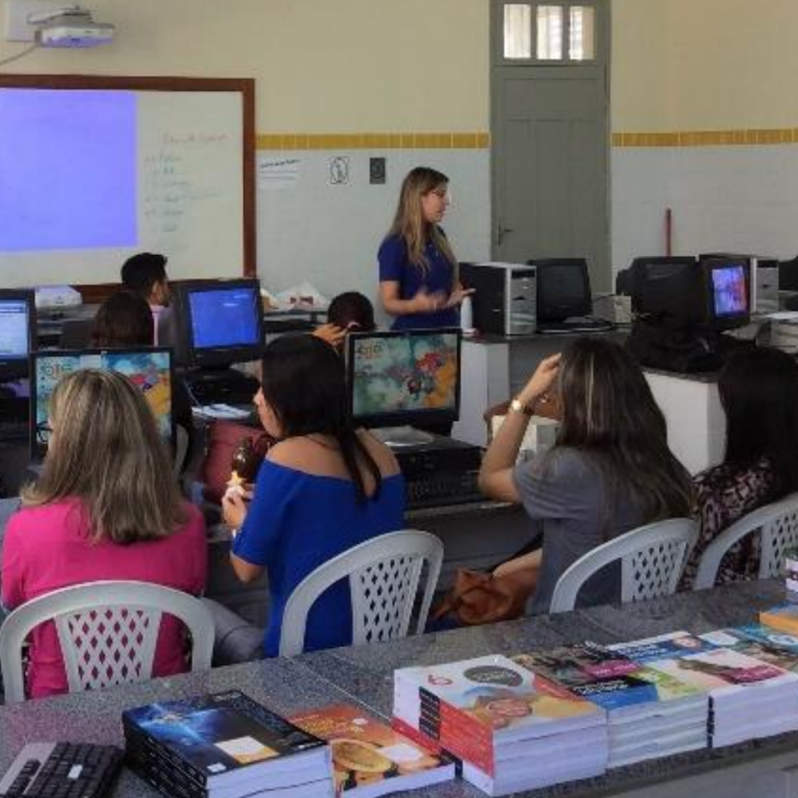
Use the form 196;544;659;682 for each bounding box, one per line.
22;369;186;544
387;166;457;274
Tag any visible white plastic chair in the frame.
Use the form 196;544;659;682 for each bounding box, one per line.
0;581;214;704
693;491;798;590
278;530;443;657
548;518;699;614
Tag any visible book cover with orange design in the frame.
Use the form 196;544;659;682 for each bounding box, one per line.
290;704;454;798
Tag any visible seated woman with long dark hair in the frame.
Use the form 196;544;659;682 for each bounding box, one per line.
1;369;207;699
479;337;693;613
680;347;798;588
222;335;405;656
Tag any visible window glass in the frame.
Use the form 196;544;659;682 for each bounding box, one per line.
569;6;596;60
504;4;532;59
537;5;564;61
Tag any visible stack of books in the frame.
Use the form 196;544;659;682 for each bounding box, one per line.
518;638;708;768
123;691;334;798
392;654;608;796
702;624;798;673
622;636;798;747
760;603;798;636
289;703;455;798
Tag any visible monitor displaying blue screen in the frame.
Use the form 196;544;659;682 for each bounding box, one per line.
347;329;461;428
31;348;173;457
188;286;261;349
712;265;748;317
0;299;30;360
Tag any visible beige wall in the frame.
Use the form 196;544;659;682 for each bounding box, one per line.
0;0;489;132
3;1;798;133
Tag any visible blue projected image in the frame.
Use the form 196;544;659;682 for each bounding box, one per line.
0;301;29;358
0;89;137;252
189;288;260;349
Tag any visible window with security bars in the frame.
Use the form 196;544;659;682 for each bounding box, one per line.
502;3;596;62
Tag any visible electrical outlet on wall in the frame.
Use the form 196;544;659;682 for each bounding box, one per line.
370;157;386;185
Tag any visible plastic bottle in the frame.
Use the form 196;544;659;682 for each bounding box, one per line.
460;295;475;335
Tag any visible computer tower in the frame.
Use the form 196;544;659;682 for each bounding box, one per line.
459;262;536;336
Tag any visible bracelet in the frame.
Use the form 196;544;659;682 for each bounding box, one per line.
509;397;534;417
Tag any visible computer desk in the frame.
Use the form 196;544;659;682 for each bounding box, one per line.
454;329;726;476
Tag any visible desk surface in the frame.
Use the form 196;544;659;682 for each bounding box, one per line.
0;580;793;798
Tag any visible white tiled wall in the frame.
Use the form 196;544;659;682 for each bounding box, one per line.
611;145;798;275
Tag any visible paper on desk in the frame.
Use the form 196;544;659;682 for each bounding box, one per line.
766;311;798;322
274;281;330;311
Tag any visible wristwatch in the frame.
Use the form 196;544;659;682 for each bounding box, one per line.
509;397;534;417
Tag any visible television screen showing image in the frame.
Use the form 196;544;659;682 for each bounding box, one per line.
0;290;35;380
31;348;173;457
711;264;748;317
348;329;461;428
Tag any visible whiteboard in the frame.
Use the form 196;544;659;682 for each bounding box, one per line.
0;76;254;290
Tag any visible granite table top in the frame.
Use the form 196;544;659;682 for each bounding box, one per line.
0;580;792;798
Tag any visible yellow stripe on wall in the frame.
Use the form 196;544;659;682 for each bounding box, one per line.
256;132;490;149
612;128;798;147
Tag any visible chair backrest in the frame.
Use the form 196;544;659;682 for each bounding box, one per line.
548;518;699;614
693;491;798;590
0;581;214;704
279;530;443;657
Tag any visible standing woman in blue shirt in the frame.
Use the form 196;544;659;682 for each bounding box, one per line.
379;167;473;330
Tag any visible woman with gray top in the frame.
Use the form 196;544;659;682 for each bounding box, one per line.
479;337;693;614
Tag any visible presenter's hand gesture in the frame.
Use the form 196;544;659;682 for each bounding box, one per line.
519;353;561;407
444;287;475;309
411;287;447;313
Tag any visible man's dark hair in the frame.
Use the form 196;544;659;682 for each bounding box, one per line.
327;291;376;332
120;252;168;297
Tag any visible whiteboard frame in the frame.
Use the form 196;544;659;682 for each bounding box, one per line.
0;74;255;303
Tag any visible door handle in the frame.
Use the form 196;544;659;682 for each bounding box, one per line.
496;222;514;245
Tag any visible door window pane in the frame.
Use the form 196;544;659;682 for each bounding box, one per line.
504;4;532;59
537;6;563;61
569;6;596;60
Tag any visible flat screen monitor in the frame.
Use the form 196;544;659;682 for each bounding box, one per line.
0;290;36;380
531;259;592;322
30;347;174;459
702;258;750;330
172;279;264;368
346;328;461;430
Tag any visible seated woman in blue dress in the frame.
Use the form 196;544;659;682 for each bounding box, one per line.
222;334;405;656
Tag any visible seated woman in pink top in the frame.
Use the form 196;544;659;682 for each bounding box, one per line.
1;369;207;699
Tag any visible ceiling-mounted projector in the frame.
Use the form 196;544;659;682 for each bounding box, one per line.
30;5;114;47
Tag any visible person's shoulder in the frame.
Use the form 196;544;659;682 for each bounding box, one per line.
178;502;206;535
356;429;401;478
6;499;83;543
531;446;596;479
378;234;406;259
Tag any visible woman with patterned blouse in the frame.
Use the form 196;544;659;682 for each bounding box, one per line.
680;348;798;588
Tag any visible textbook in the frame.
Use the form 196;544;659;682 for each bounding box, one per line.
123;691;334;798
760;603;798;637
289;704;454;798
518;641;709;767
702;625;798;673
393;655;607;795
637;646;798;747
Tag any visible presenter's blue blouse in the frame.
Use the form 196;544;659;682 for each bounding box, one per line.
232;459;406;656
378;232;459;330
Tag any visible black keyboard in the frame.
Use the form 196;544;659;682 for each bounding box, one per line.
406;470;485;510
185;370;260;407
537;318;616;334
0;742;123;798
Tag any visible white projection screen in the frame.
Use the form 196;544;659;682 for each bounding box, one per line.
0;75;255;291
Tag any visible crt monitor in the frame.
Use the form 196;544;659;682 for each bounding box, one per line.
346;328;461;430
531;259;592;322
627;257;697;317
172;279;264;368
0;290;36;380
30;347;174;459
700;258;750;330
